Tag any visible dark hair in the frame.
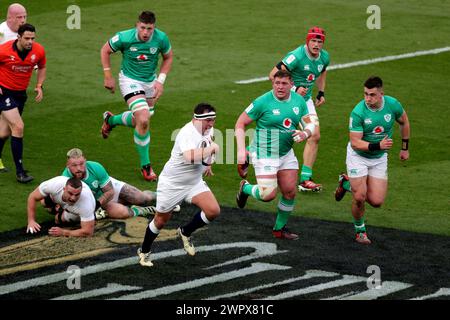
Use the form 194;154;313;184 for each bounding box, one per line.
194;102;216;115
66;177;82;189
139;11;156;24
273;69;292;80
364;76;383;89
18;23;35;36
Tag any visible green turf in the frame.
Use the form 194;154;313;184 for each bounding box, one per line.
0;0;449;236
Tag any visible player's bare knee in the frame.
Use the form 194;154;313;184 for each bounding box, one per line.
353;192;366;204
154;213;171;229
368;198;383;208
11;122;24;136
205;205;220;220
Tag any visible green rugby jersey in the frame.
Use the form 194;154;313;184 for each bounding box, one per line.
281;45;330;100
109;27;171;82
62;161;111;200
349;95;405;159
246;91;309;159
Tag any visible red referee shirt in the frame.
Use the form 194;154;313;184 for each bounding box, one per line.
0;39;46;91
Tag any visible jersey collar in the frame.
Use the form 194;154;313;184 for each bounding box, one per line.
365;96;385;112
271;90;292;103
304;44;321;61
134;28;154;43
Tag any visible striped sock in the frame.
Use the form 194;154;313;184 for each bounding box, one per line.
243;183;263;201
274;197;295;230
353;217;366;233
109;111;133;127
134;130;150;167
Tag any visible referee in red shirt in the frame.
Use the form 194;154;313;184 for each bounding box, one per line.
0;23;46;183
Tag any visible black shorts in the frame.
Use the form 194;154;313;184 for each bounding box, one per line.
0;86;27;115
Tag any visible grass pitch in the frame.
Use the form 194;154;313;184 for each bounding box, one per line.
0;0;449;236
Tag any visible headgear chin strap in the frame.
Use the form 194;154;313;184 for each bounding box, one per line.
194;111;216;120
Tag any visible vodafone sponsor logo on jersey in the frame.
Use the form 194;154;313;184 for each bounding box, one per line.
306;73;315;82
136;54;148;61
373;126;385;134
283;118;293;129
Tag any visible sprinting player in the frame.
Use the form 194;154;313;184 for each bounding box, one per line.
334;76;410;244
235;70;317;240
100;11;173;181
269;26;329;192
137;103;220;267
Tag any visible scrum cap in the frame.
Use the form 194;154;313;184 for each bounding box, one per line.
306;26;326;43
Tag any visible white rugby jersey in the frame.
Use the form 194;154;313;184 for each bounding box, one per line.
0;21;17;44
159;121;214;186
38;176;95;222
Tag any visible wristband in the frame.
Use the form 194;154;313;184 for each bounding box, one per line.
156;73;167;84
368;142;381;151
103;68;112;78
401;139;409;150
316;91;325;100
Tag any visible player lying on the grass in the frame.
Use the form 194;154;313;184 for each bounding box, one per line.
333;76;410;245
26;176;95;237
137;103;220;267
57;148;180;220
235;70;316;240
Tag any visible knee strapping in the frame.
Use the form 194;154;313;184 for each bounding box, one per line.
257;178;278;200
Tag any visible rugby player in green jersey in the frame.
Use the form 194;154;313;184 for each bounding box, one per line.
100;11;173;182
269;27;329;192
334;76;410;244
235;70;318;240
59;148;173;220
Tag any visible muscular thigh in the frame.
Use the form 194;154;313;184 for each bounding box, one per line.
118;183;145;205
367;176;388;204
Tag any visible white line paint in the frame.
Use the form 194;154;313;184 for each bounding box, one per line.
411;288;450;300
111;262;291;300
0;242;280;296
261;275;366;300
235;47;450;84
206;269;338;300
340;281;413;300
51;283;142;300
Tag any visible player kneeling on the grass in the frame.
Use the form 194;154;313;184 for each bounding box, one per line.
26;176;96;237
334;76;410;245
138;103;220;267
235;70;316;240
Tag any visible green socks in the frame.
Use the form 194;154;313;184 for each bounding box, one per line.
300;165;312;183
274;197;295;230
134;130;151;167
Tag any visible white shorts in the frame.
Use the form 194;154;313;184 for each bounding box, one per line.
346;143;388;179
118;71;156;101
110;177;125;203
305;98;317;115
251;149;299;176
156;179;211;213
